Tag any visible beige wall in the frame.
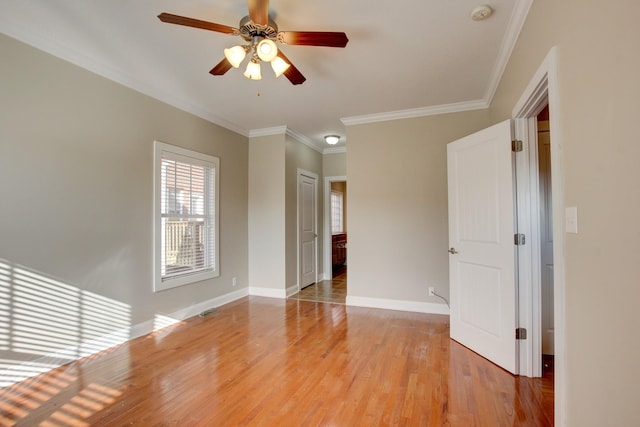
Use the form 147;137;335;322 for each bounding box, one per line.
0;34;248;342
5;1;640;421
248;134;286;291
285;136;323;287
323;151;346;177
488;1;640;425
346;110;491;302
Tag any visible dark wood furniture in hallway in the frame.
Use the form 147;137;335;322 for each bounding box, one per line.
331;233;347;267
0;296;553;426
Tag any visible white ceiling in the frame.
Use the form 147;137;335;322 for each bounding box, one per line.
0;0;531;152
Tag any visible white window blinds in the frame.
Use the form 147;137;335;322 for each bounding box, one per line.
154;142;219;291
331;191;344;234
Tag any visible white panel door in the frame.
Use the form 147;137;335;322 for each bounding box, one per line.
447;120;517;374
299;172;317;288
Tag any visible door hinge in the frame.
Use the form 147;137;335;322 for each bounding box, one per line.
514;233;526;245
511;139;523;152
516;327;527;340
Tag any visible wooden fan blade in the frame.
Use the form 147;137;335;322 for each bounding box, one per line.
279;31;348;48
276;51;306;85
247;0;269;26
210;58;233;75
158;13;236;35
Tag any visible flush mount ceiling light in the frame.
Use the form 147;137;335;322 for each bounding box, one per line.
470;5;493;21
158;0;349;85
324;135;340;145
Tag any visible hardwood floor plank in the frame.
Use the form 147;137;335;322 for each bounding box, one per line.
289;269;347;304
0;297;553;426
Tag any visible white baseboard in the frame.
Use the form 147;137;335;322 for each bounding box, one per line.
248;286;286;299
128;288;250;340
286;285;299;297
1;288;250;387
163;288;249;322
346;295;450;315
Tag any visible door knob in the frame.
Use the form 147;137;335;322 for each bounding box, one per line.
448;247;458;254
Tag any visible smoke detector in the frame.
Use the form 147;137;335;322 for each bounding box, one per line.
470;5;493;21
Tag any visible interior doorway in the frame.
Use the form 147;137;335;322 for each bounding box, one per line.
323;176;347;281
329;181;347;278
512;47;564;423
288;175;348;304
536;107;555;375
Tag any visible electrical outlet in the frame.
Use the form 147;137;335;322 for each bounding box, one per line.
428;287;435;297
232;277;237;287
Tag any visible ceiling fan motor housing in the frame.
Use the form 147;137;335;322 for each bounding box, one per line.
238;16;279;42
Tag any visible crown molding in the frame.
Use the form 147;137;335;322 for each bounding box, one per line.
0;22;249;137
285;128;323;154
1;0;533;145
248;126;288;138
483;0;534;105
340;0;533;128
341;99;489;126
323;146;346;155
248;126;324;154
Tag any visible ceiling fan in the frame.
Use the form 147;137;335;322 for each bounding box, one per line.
158;0;349;85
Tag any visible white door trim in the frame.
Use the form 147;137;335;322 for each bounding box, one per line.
297;169;319;291
513;116;541;378
512;47;565;426
323;175;347;281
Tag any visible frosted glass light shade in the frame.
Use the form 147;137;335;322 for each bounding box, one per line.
224;46;247;68
243;60;262;80
256;39;278;62
324;135;340;145
270;57;291;78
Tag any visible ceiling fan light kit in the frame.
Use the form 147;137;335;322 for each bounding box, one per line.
158;0;348;85
256;38;278;62
243;58;262;80
224;45;248;68
271;57;291;77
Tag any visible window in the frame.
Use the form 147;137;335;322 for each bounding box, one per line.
331;191;344;234
153;141;219;291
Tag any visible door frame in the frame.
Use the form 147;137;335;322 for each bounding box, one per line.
512;47;565;425
323;175;347;281
297;169;319;291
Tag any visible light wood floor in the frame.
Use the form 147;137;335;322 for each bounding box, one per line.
288;267;346;304
0;296;553;426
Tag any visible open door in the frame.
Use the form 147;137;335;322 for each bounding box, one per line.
447;120;518;374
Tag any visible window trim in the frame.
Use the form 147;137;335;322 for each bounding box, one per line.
153;141;220;292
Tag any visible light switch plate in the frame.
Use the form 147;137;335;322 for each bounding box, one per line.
565;206;578;234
